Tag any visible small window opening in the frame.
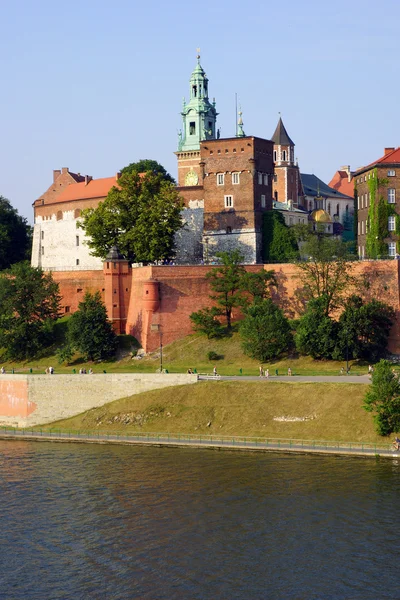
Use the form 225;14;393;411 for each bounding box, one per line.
76;259;80;265
226;226;232;234
189;121;196;135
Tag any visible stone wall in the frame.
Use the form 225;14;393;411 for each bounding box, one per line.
0;373;197;428
174;204;204;264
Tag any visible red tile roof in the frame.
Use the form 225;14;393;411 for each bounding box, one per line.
355;147;400;174
328;170;354;197
56;176;120;203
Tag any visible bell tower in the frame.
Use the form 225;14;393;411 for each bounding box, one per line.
271;117;300;207
176;52;218;188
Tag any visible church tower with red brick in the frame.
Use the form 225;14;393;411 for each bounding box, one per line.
271;117;301;208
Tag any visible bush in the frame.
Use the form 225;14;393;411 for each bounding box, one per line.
207;350;221;361
363;360;400;435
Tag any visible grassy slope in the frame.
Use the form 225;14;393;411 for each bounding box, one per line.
40;381;385;443
1;328;372;377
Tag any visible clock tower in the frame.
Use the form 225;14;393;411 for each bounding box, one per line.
175;52;218;189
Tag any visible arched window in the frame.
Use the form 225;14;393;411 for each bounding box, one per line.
282;150;287;161
274;151;277;162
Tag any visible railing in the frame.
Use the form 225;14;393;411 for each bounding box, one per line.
0;427;395;456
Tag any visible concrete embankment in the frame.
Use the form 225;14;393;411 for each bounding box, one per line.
0;373;197;428
0;429;397;460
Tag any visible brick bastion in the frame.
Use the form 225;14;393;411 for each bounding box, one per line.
0;374;197;428
51;260;400;354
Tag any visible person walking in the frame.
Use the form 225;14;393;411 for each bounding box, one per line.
213;366;217;377
265;368;269;378
259;366;264;377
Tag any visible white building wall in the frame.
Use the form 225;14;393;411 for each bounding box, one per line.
32;210;103;271
174;202;204;264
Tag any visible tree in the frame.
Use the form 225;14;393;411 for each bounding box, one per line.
240;299;293;361
67;291;117;361
206;250;246;330
295;296;339;359
190;307;223;339
262;211;299;262
334;295;394;362
80;171;184;262
0;197;32;270
120;159;175;183
363;360;400;436
295;230;355;317
240;269;277;304
0;262;61;360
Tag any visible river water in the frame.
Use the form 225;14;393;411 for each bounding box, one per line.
0;441;399;600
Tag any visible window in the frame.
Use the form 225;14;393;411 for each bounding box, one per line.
258;172;263;184
76;259;80;266
217;173;224;185
388;170;396;177
388;188;396;203
274;151;277;162
224;195;233;208
357;196;360;210
65;306;70;313
189;121;196;135
261;195;266;208
282;150;287;161
226;226;232;234
361;221;364;235
365;194;368;208
388;216;396;231
232;172;240;184
76;235;79;247
361;195;364;209
336;204;340;216
264;174;268;185
327;203;331;215
41;231;44;240
41;246;44;255
274;191;278;201
388;242;396;257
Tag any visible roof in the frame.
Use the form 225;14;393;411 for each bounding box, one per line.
69;172;86;183
273;201;308;214
328;170;354;198
301;173;353;200
271;117;295;146
355;147;400;175
55;176;120;203
310;209;332;223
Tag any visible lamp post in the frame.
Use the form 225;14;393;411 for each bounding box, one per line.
345;327;349;374
160;328;163;373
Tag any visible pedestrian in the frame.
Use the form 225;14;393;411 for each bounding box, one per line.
213;366;217;377
49;366;54;374
288;367;292;376
259;366;264;377
88;368;93;374
265;368;269;378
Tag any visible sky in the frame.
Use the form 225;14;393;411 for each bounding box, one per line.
1;0;399;223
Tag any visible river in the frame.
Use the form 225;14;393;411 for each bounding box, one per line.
0;440;399;599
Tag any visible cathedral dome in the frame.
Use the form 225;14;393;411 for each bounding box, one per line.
310;209;332;223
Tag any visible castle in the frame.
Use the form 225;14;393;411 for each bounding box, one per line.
31;55;395;355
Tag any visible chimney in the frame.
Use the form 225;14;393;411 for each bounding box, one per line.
61;167;69;174
115;172;121;180
85;175;93;185
385;147;395;155
53;169;61;183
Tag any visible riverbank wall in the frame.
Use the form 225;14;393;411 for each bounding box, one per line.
0;374;197;428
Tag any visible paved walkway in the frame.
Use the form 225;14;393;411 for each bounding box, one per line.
0;429;396;459
199;374;371;384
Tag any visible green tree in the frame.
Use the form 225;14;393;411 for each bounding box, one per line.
190;307;223;339
240;299;293;361
262;211;299;262
80;171;184;262
240;269;277;304
335;296;394;362
0;197;32;270
363;360;400;436
295;296;338;359
120;159;175;183
295;230;355;316
67;291;117;361
206;250;246;330
0;262;61;360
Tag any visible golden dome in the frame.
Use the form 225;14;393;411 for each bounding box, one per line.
310;209;333;223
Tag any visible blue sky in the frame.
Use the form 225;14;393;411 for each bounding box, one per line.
1;0;399;222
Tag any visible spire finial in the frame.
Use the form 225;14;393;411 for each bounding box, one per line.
196;47;201;61
236;105;246;137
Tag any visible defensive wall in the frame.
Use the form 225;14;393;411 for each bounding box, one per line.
51;259;400;354
0;373;197;428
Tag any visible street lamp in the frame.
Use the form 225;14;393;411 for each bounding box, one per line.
159;328;163;373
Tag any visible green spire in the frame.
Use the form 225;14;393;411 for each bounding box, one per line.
236;107;245;137
178;51;218;151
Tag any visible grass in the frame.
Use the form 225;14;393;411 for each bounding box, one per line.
0;326;374;377
36;380;387;444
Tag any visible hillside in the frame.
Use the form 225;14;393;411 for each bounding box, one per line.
41;381;384;443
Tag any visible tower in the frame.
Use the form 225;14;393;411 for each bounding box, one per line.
176;53;218;188
271;117;300;207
